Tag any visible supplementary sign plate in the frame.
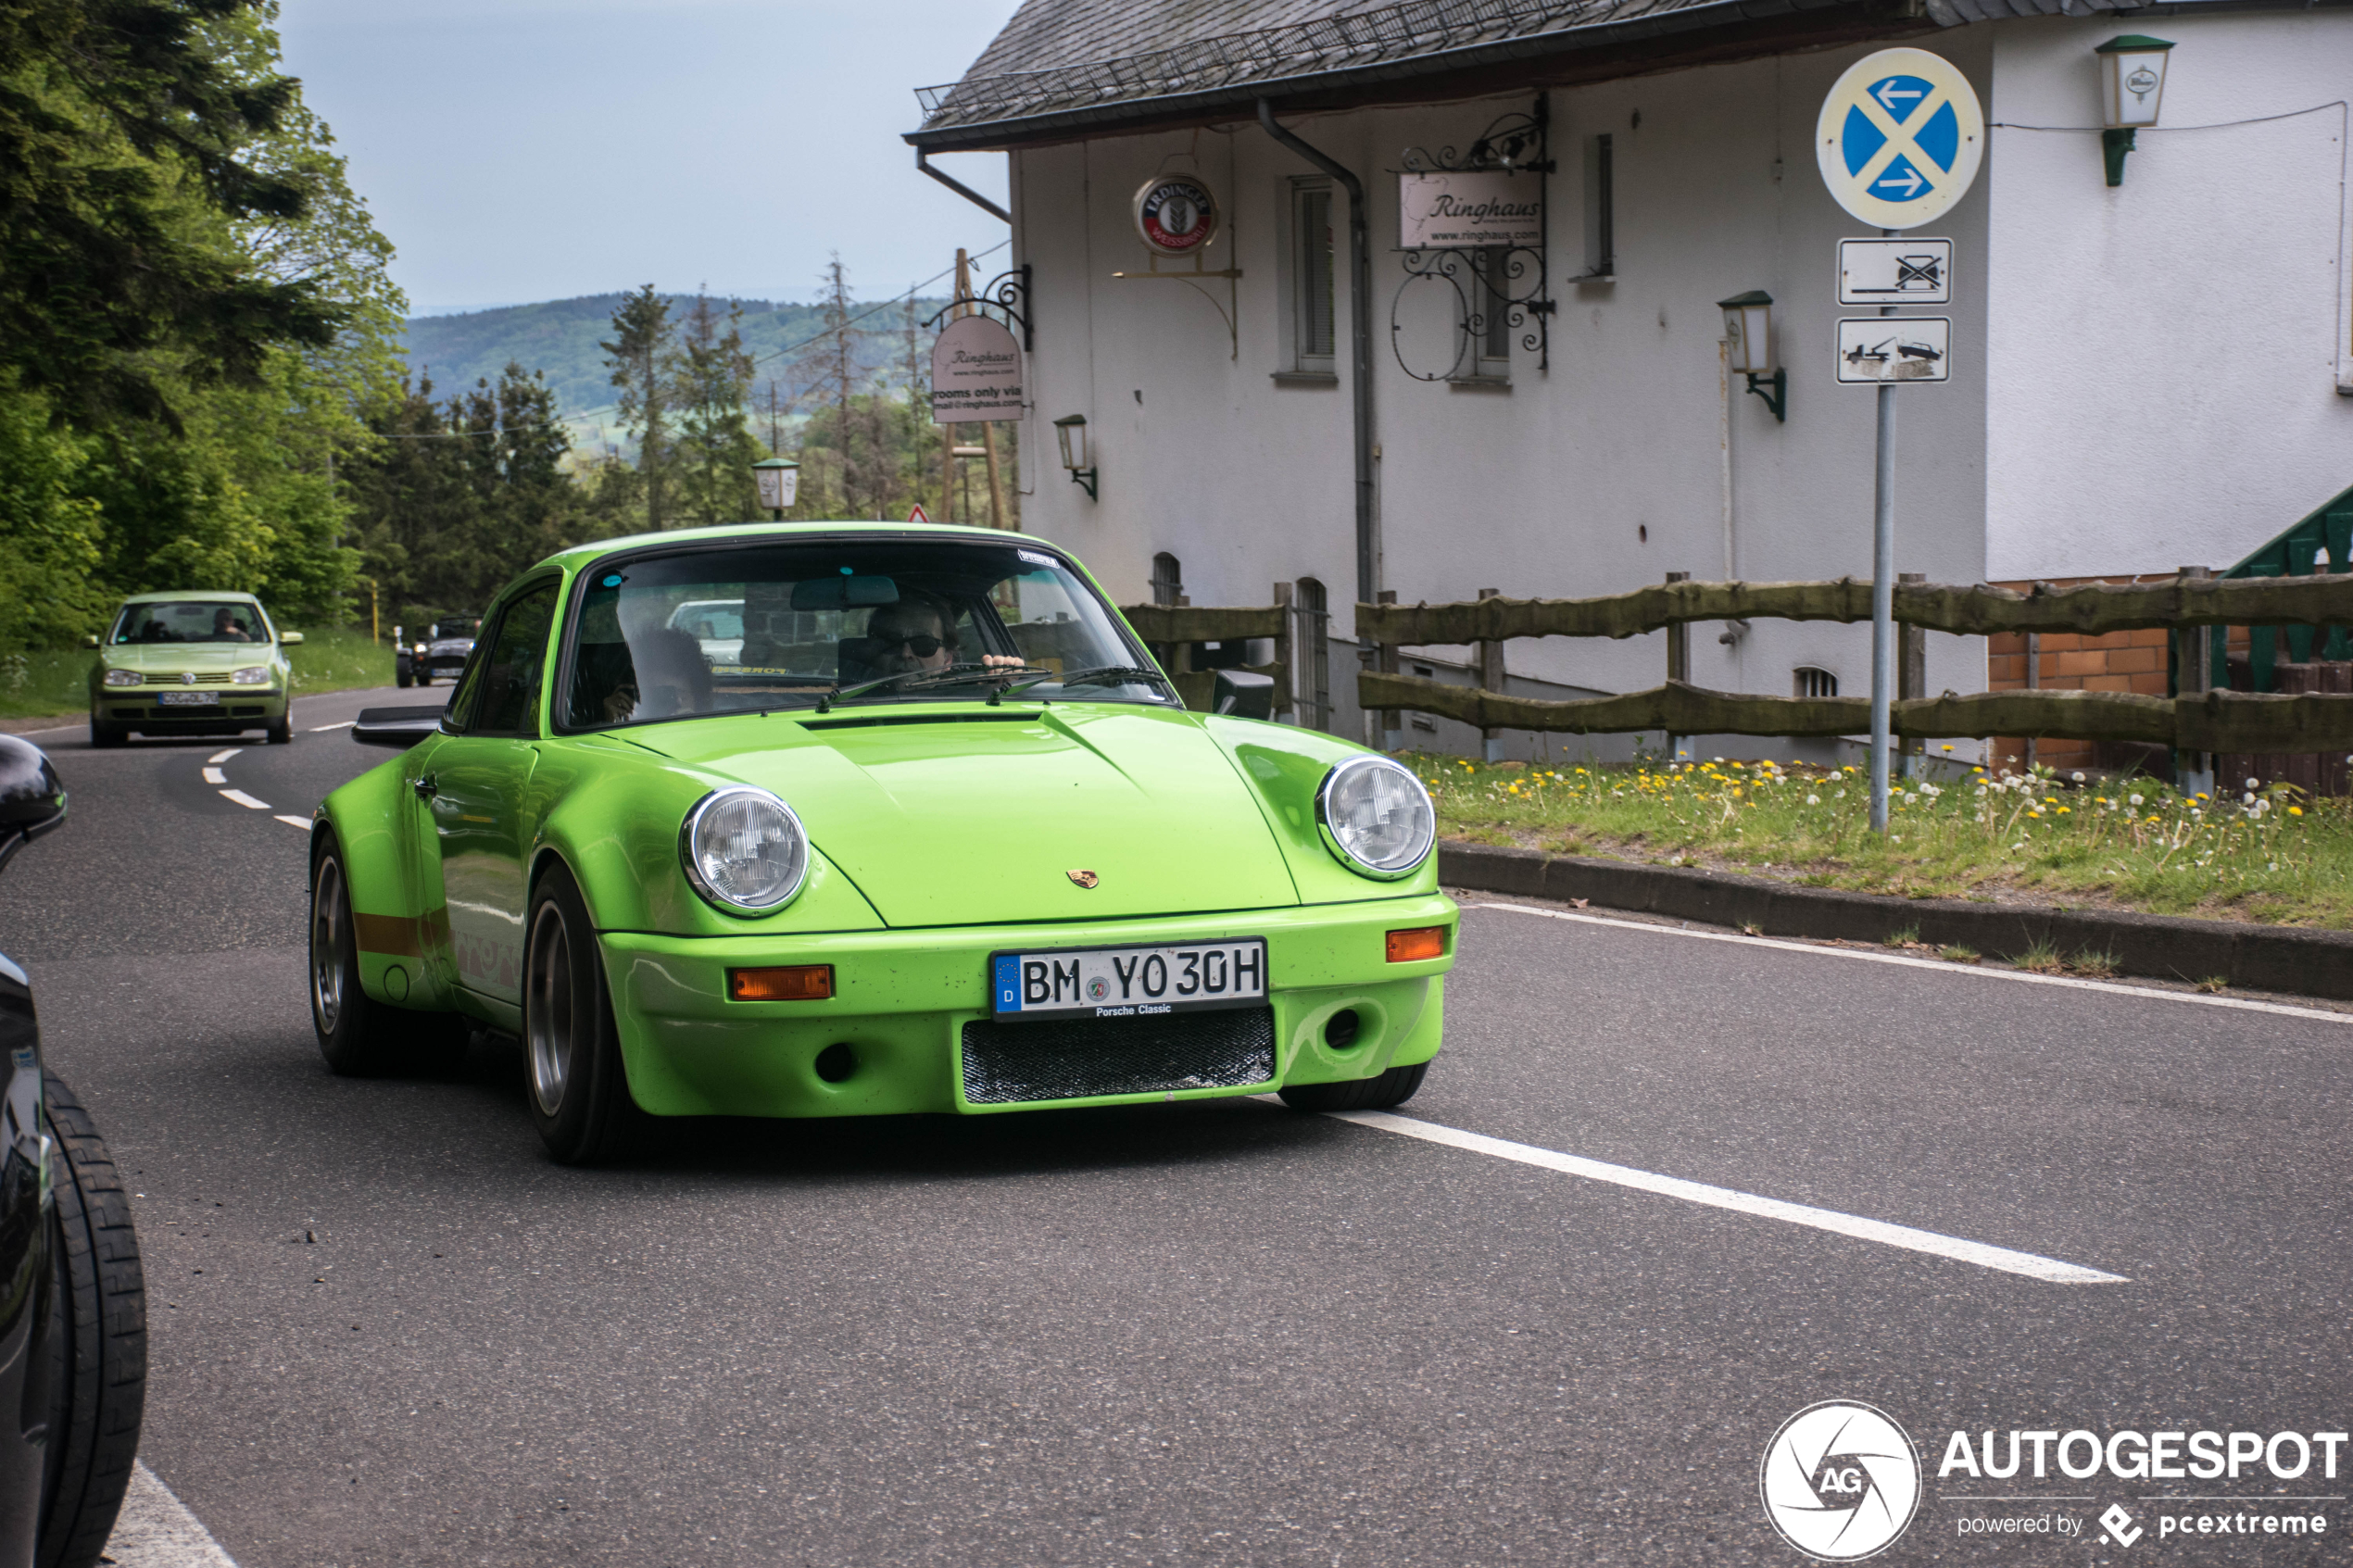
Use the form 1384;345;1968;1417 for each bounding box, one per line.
1836;317;1951;383
1817;48;1984;230
1838;237;1952;306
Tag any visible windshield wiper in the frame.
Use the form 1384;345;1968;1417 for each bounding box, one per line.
814;663;1056;715
996;665;1175;701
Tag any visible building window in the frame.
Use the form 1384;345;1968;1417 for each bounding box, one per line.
1580;133;1615;280
1793;667;1839;699
1151;553;1185;607
1469;247;1512;380
1294;576;1331;732
1290;182;1336;375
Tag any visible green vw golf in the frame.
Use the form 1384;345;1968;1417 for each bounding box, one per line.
308;522;1454;1163
87;591;303;746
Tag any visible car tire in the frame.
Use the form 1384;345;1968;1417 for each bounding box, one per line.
86;722;124;750
523;861;643;1166
395;663;411;689
266;715;293;746
36;1072;145;1568
308;829;469;1076
1277;1060;1428;1113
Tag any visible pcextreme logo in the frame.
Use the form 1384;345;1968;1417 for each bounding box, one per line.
1760;1400;1924;1561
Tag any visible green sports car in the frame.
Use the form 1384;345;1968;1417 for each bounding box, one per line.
308;521;1455;1163
86;591;304;746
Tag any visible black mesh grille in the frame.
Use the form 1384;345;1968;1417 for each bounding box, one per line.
961;1007;1276;1105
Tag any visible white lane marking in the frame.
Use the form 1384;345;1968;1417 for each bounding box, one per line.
1465;901;2353;1026
103;1460;241;1566
274;814;312;829
205;747;242;764
200;767;227;784
1328;1109;2127;1284
308;720;355;732
218;789;271;810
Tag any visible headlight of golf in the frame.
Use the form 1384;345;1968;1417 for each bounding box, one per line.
680;787;809;913
1315;755;1436;878
232;666;271;684
101;669;141;687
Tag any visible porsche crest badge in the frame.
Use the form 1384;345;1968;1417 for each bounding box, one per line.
1065;869;1100;889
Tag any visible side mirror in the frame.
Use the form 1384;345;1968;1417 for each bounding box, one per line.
354;704;448;749
82;634;98;649
1213;669;1276;721
0;735;66;873
280;631;305;646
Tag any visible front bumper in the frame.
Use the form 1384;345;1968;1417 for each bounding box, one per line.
94;692;287;733
599;893;1456;1117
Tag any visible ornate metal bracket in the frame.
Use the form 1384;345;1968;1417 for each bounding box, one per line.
1390;100;1555;382
921;264;1033;350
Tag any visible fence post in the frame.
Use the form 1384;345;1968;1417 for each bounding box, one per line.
1272;581;1294;722
1664;571;1691;762
2176;565;2215;800
1376;589;1402;751
2021;631;2039;775
1477;587;1505;762
1898;571;1926;779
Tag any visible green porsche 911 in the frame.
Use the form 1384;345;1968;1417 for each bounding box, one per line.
308;521;1455;1163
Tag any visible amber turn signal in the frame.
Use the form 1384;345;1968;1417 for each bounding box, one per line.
1385;926;1447;963
728;964;834;1001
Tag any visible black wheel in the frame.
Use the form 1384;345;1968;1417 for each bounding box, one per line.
265;714;293;746
36;1072;145;1568
395;662;412;689
308;828;468;1075
523;861;642;1165
414;671;432;688
1277;1060;1428;1113
86;722;123;750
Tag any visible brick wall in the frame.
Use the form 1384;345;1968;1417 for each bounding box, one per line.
1983;574;2178;777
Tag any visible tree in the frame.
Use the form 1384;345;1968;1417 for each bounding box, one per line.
787;257;866;517
601;285;673;531
670;295;760;530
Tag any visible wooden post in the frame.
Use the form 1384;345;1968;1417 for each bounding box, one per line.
1898;571;1926;778
941;249;972;522
1377;588;1401;751
1664;571;1691;761
2176;565;2215;799
1477;587;1505;762
1272;581;1294;721
2022;631;2040;774
980;422;1009;530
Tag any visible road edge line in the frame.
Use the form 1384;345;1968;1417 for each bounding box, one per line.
103;1459;240;1567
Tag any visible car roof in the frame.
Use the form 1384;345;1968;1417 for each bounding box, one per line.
117;591;263;605
538;520;1037;575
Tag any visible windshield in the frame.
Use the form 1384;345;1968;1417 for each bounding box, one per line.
427;620;479;643
560;537;1170;729
109;601;271;645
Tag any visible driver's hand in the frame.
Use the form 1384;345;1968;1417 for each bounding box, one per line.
980;654;1025;671
602;684;637;723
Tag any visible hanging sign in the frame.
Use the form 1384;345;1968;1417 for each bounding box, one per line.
1398;171;1543;250
1816;48;1984;231
1131;175;1219;257
929;314;1025;424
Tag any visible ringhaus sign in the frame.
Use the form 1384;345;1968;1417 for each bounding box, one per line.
929;314;1024;423
1398;170;1542;250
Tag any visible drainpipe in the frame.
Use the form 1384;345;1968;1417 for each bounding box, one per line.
915;148;1012;223
1256;101;1375;617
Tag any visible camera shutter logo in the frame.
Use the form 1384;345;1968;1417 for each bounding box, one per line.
1759;1400;1922;1560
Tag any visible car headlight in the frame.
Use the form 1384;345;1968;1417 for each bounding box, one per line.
1315;755;1436;878
101;669;141;687
680;787;809;914
232;666;271;684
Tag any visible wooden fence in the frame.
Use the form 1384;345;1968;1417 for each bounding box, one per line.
1119;592;1291;718
1347;572;2353;755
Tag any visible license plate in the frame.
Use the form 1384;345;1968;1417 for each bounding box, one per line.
157;691;220;706
990;938;1267;1022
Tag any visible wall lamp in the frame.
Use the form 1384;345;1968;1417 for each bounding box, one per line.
1718;291;1786;422
1053;414;1099;500
2095;35;2174;186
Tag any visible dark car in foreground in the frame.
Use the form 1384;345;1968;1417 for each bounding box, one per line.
0;735;147;1566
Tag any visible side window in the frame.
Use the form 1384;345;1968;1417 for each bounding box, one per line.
1290;181;1336;374
461;581;560;737
1580;133;1616;281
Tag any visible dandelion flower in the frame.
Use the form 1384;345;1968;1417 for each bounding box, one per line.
2071;771;2085;783
1806;794;1821;806
2129;794;2143;807
2246;778;2260;790
2289;805;2304;817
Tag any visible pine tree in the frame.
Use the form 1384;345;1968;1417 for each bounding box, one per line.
670;294;760;530
601;285;673;530
787;257;864;517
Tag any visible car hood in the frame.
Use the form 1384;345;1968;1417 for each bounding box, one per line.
631;704;1302;926
100;642;276;670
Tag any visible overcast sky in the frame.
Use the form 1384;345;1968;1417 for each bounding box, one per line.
279;0;1024;317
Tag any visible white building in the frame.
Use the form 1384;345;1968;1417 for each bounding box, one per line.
907;0;2353;762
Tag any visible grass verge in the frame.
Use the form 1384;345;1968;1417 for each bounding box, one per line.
1;626;396;721
1414;751;2350;931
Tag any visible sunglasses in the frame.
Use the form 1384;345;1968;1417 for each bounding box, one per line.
874;633;945;658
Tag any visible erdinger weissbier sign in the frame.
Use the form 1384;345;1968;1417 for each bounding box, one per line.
930;314;1024;424
1398;171;1542;250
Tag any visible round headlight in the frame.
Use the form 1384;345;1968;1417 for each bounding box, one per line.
680;787;809;913
1315;755;1436;878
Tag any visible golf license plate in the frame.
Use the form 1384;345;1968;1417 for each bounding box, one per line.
157;691;220;706
991;938;1267;1022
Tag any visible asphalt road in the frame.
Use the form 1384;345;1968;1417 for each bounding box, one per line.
4;689;2349;1566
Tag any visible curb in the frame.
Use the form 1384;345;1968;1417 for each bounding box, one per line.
1439;842;2353;1002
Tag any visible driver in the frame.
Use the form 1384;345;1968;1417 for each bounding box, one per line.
211;607;251;643
862;595;1022;678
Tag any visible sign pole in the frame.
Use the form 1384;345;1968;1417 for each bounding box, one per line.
1869;275;1897;835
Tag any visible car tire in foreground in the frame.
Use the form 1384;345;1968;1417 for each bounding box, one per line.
37;1072;145;1568
265;716;292;746
523;861;644;1166
85;723;123;751
1277;1061;1428;1113
308;827;468;1076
